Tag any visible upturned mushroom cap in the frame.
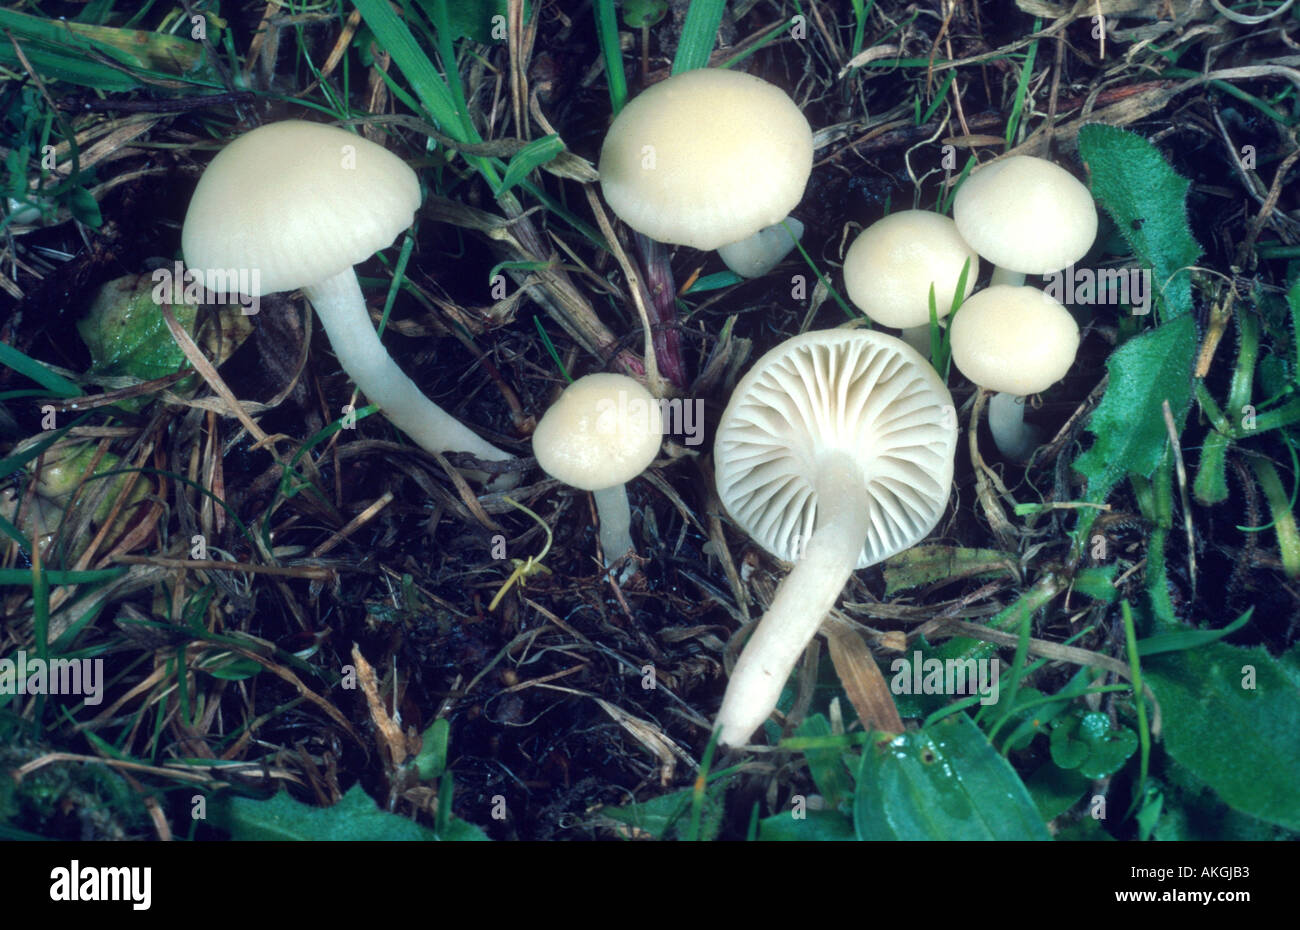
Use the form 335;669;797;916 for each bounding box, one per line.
182;120;420;295
949;285;1080;395
843;211;979;329
953;155;1097;276
714;329;957;569
598;69;814;251
532;373;663;491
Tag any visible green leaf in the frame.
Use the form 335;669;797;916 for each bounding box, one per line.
758;808;857;841
882;545;1015;596
417;0;509;43
852;714;1050;840
794;714;854;811
622;0;668;28
599;772;734;840
414;718;450;782
1072;565;1118;602
77;274;195;406
684;270;744;293
213;783;487;841
1048;710;1137;779
497;134;564;196
1143;642;1300;830
1072;313;1197;532
1077;124;1202;320
1024;762;1089;822
1137;606;1253;656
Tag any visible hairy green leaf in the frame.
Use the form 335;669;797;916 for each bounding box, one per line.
1144;642;1300;830
1077;124;1201;320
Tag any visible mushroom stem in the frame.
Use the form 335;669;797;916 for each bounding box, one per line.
303;268;513;463
987;391;1040;462
716;453;874;747
717;217;804;279
989;266;1026;287
898;325;932;356
593;484;634;566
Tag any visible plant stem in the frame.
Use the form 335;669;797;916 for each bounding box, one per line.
634;231;688;389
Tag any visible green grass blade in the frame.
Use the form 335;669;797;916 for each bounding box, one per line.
0;342;81;398
595;0;628;114
671;0;726;74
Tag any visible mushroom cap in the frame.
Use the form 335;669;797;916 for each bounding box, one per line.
843;211;979;328
715;329;957;570
532;373;663;491
953;155;1097;275
949;285;1080;395
598;69;813;251
182;120;421;296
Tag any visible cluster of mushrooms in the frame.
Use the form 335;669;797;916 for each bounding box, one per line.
180;67;1098;751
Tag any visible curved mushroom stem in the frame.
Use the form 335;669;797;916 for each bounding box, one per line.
715;453;874;747
593;484;633;567
303;269;515;465
989;266;1026;287
987;391;1041;462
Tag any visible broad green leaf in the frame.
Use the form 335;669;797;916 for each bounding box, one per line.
416;0;509;43
1072;313;1196;538
78;274;195;385
853;714;1050;840
1143;642;1300;830
212;783;488;841
883;545;1015;596
1077;123;1201;319
1024;762;1089;822
77;273;251;411
758;809;857;841
1153;764;1298;841
498;134;564;196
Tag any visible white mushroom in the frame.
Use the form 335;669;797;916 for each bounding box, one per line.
182;120;513;468
948;285;1080;461
713;329;958;746
532;373;662;566
843;210;979;353
598;68;813;258
953;155;1098;287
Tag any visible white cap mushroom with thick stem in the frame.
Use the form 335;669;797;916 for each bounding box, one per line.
713;329;958;747
182;120;513;469
598;68;813;254
532;373;662;566
948;285;1080;461
843;210;979;353
952;154;1098;287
